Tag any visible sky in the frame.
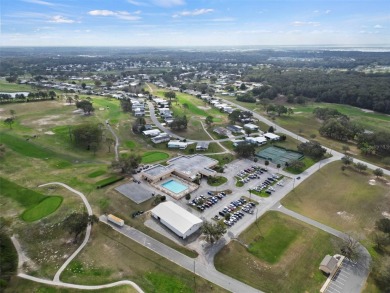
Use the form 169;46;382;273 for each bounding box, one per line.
1;0;390;47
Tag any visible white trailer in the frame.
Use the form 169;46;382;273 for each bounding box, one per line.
107;214;124;227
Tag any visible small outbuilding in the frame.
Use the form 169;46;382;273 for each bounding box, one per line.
151;201;203;239
319;255;338;275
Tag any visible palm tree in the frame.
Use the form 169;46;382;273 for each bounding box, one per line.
201;221;226;244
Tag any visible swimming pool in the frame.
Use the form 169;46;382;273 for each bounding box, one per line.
161;179;188;194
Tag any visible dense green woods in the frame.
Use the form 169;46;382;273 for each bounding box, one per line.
244;68;390;114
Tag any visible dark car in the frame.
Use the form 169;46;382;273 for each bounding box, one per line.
296;176;301;180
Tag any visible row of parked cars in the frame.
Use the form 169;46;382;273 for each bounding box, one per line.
188;192;227;212
215;198;256;227
250;174;282;194
236;166;268;184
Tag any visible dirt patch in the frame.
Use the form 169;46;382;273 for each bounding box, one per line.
361;109;374;113
336;211;354;221
198;106;212;110
369;179;376;186
24;114;76;127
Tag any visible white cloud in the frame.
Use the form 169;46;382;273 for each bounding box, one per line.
374;24;383;29
127;0;149;6
153;0;185;7
88;10;141;21
325;10;331;14
291;21;320;27
23;0;55;6
173;8;213;18
48;15;75;23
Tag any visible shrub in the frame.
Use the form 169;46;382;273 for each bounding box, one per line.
95;176;124;189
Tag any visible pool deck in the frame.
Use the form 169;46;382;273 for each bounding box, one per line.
152;176;199;199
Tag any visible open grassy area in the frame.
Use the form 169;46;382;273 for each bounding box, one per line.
0;177;63;222
141;151;169;164
61;223;227;293
282;161;390;238
215;212;338;292
5;278;138;293
21;196;63;222
247;216;299;263
0;79;35;92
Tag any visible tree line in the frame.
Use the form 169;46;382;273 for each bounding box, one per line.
244;68;390;114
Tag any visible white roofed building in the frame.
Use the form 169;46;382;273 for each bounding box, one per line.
151;201;203;239
264;132;280;141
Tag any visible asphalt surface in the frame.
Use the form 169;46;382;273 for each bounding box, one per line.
100;215;263;293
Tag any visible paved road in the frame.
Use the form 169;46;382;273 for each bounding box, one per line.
105;119;120;161
271;203;371;293
100;215;262;293
38;182;93;282
221;98;390;176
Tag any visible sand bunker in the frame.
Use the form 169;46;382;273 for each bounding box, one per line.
44;131;55;135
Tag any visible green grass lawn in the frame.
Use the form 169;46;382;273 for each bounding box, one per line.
88;169;106;178
207;176;228;186
141;151;169;163
215;212;338;293
247;219;299;263
0;80;34;92
0;177;63;221
282;161;390;238
21;196;63;222
0;132;57;159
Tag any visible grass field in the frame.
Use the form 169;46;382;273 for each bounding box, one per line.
282;161;390;238
247;218;299;263
0;177;63;221
5;278;138;293
0;132;57;159
61;223;227;293
21;196;63;222
215;212;338;292
141;151;169;163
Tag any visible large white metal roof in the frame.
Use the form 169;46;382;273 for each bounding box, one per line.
151;201;202;235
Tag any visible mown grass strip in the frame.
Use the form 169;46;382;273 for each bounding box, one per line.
141;151;169;164
95;175;124;189
22;196;63;222
0;132;56;159
88;170;106;178
0;177;63;221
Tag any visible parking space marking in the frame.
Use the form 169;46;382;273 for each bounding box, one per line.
326;286;341;293
330;282;344;290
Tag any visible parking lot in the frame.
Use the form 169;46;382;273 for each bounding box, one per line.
174;159;287;232
325;259;361;293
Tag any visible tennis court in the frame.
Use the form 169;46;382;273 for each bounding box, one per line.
256;146;304;165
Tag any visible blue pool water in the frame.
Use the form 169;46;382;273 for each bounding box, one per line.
162;179;188;193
